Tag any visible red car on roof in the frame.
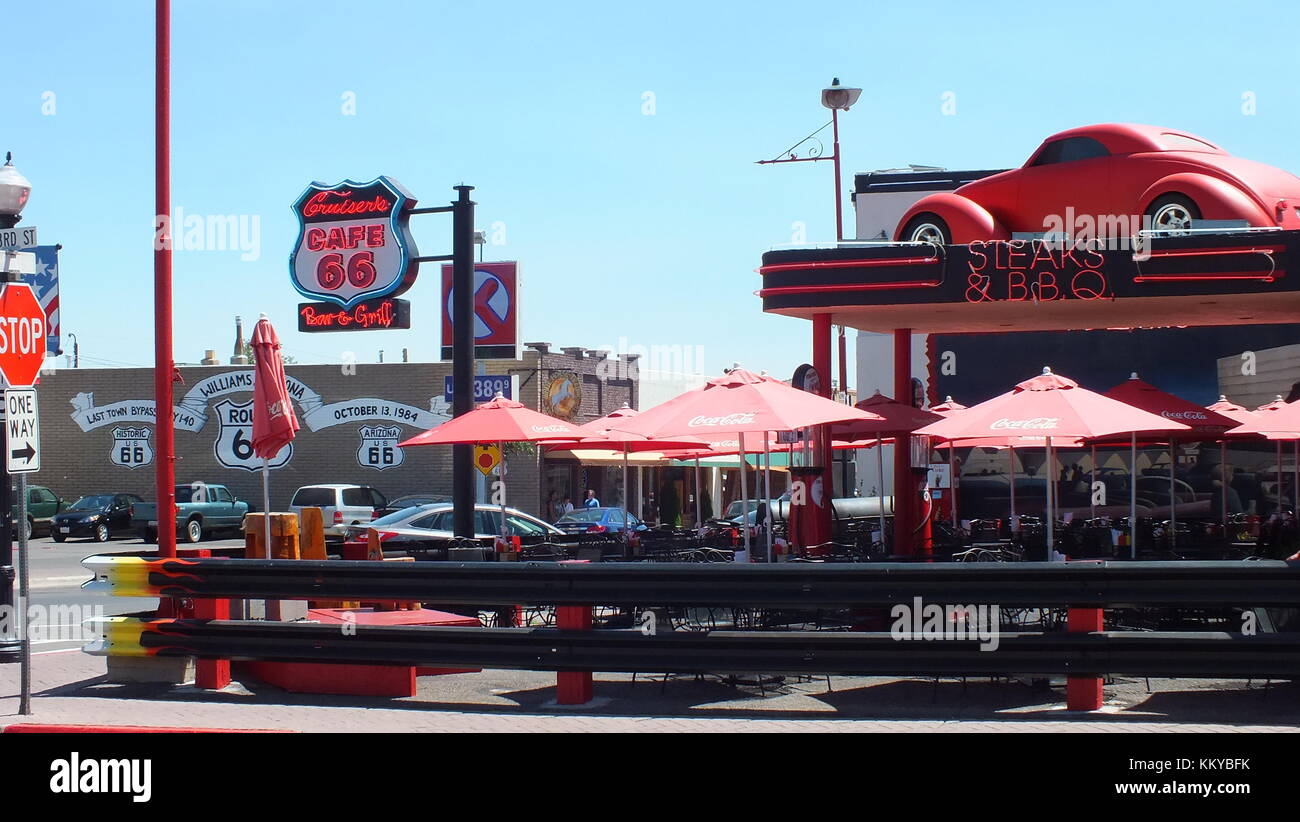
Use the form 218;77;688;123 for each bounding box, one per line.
893;123;1300;245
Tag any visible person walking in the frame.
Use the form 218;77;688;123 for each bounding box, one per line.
584;489;601;508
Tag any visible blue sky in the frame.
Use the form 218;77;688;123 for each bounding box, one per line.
5;0;1300;379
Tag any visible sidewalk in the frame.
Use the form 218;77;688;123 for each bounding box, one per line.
3;649;1298;732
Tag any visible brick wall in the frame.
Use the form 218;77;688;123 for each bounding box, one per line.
33;347;635;520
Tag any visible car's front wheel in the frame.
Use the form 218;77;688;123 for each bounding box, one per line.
1145;194;1200;234
52;531;66;543
901;213;952;245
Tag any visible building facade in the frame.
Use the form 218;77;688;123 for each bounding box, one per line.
33;343;636;521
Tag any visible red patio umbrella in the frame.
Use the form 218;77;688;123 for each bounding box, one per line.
1100;374;1238;542
931;396;968;415
250;315;300;557
609;368;882;560
400;395;590;540
916;368;1190;556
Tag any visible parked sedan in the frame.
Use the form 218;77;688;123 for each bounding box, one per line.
343;503;562;546
52;493;144;543
373;493;452;519
555;507;648;534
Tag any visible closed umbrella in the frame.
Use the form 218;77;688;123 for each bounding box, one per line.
249;315;300;558
916;368;1189;557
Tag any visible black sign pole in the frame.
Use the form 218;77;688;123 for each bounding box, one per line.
0;275;16;663
451;186;476;539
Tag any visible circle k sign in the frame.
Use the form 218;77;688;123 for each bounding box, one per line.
0;283;47;387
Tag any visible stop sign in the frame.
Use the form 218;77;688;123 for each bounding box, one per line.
0;283;47;388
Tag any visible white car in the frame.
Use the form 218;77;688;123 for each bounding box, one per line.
290;484;388;538
344;502;562;545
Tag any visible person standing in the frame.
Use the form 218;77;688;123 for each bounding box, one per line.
559;497;575;519
584;489;601;508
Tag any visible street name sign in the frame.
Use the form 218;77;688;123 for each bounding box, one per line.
0;226;37;250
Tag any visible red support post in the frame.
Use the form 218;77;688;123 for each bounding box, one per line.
893;329;914;556
1066;606;1104;711
194;597;230;690
556;605;593;705
153;0;177;574
812;314;835;537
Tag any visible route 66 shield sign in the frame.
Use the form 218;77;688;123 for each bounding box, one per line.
213;399;292;472
110;426;153;469
358;425;404;470
289;176;420;308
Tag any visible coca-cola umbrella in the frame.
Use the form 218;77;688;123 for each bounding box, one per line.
250;315;300;557
609;368;883;560
916;368;1189;556
1101;374;1238;544
399;395;590;541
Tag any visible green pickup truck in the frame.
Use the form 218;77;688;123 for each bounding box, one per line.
9;485;69;540
131;483;250;543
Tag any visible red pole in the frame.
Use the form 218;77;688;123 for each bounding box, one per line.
893;329;914;556
556;605;593;705
1066;606;1104;710
154;0;177;567
831;108;844;242
813;314;834;540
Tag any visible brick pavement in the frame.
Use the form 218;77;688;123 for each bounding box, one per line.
2;648;1298;732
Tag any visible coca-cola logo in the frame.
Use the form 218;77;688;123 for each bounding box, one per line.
531;424;571;433
990;417;1060;430
688;412;757;427
1161;410;1207;421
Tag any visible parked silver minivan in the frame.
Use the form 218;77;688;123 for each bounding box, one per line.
290;484;388;538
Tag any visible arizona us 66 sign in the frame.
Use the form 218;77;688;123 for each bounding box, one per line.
5;388;40;473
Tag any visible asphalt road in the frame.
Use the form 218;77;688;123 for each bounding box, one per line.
15;533;246;653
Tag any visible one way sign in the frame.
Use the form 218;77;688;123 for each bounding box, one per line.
5;388;40;473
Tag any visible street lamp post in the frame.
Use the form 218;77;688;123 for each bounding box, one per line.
755;78;861;242
0;152;32;664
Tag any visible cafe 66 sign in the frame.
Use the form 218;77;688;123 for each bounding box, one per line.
290;176;419;311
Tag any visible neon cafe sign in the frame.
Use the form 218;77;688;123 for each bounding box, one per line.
289;176;419;332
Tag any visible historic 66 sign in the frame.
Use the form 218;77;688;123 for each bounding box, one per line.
358;425;404;470
289;176;419;308
213;399;292;471
110;426;153;469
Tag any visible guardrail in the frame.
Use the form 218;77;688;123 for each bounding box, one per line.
83;556;1300;608
86;620;1300;680
81;555;1300;710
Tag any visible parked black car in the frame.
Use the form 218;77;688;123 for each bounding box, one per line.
51;493;144;543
